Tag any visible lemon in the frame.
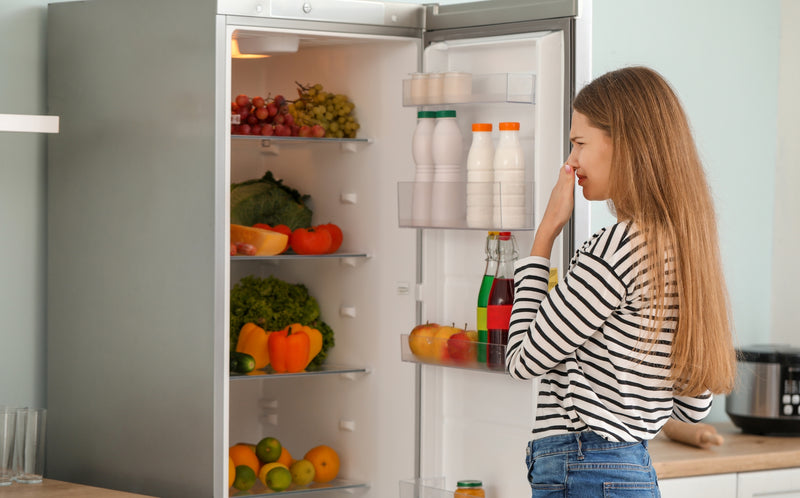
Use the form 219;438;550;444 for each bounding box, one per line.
290;458;316;486
233;465;256;491
266;466;293;492
258;462;288;487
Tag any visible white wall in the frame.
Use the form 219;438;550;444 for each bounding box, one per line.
771;0;800;345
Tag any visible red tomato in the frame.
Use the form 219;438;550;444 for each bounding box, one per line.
315;223;343;253
230;242;237;256
290;228;332;255
252;223;271;230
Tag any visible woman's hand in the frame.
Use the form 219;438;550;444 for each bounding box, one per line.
531;164;576;257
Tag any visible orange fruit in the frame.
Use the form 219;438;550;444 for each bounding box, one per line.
229;444;260;475
228;456;235;488
304;444;340;483
277;446;293;467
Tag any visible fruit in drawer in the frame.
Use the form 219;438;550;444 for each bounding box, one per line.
304;445;340;483
232;465;256;491
290;458;316;486
433;324;463;362
408;322;440;360
447;329;478;364
230;224;289;256
257;462;289;488
230;444;260;475
255;436;282;464
265;466;293;492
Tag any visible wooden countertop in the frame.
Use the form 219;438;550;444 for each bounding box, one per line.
649;422;800;479
0;479;154;497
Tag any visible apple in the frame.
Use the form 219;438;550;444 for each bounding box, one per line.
298;125;313;138
408;322;439;360
433;324;462;363
447;329;478;364
311;124;325;138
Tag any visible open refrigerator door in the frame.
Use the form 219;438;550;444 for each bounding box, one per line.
399;12;579;498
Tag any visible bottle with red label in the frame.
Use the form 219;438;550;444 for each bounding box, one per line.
486;231;518;370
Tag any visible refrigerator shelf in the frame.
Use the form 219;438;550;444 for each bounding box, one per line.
231;252;369;261
400;477;476;498
400;334;508;374
230;364;368;380
402;72;535;107
231;134;371;144
397;181;535;231
230;478;368;496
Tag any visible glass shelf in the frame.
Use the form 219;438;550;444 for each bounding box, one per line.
230;364;368;381
397;181;535;231
231;252;368;261
231;134;370;144
400;334;508;374
400;477;469;498
230;478;367;496
402;73;535;107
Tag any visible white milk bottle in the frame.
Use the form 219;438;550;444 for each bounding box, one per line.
431;109;465;227
411;110;436;226
466;123;494;228
492;122;526;228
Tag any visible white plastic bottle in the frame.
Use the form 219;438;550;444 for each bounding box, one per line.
492;122;526;228
466;123;494;228
411;111;436;226
431;110;465;227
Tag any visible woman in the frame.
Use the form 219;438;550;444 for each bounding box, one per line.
506;66;737;496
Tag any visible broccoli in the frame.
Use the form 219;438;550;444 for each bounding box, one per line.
230;275;334;370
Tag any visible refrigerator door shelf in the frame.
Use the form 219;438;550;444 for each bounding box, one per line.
400;477;474;498
400;334;508;375
402;73;535;106
397;181;535;231
230;364;368;380
229;478;368;497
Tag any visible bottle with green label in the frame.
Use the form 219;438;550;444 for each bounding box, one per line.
477;231;499;363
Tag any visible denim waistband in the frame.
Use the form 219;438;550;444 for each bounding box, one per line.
528;432;647;458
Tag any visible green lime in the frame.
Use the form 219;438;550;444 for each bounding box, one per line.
233;465;256;491
255;436;282;463
266;466;293;492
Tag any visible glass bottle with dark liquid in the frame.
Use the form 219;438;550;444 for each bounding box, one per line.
486;231;518;370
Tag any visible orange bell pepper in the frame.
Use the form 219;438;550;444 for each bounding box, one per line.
235;323;271;369
268;325;310;373
281;323;323;369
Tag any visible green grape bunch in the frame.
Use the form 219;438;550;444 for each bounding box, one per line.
288;82;361;139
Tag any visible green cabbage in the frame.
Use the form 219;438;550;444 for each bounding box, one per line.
230;171;312;230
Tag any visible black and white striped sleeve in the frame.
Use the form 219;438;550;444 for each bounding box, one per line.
506;244;629;380
671;392;713;422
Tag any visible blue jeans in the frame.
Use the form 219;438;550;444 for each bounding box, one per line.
526;432;661;497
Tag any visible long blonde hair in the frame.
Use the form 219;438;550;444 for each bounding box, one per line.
573;66;736;396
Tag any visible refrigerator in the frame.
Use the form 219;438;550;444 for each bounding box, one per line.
45;0;591;497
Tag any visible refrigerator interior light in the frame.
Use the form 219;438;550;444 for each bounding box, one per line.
234;32;300;56
231;38;269;59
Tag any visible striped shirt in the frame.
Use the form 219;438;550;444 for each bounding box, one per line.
506;222;712;442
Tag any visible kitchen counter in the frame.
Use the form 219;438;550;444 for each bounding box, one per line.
649;422;800;479
0;479;153;497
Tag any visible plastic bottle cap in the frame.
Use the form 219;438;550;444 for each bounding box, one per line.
498;231;511;240
499;122;520;131
417;111;436;119
436;110;457;118
488;231;499;236
472;123;492;132
457;480;483;488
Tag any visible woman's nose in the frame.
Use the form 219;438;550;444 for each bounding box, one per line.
565;149;577;168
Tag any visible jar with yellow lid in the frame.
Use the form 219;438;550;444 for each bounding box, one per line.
454;480;485;497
